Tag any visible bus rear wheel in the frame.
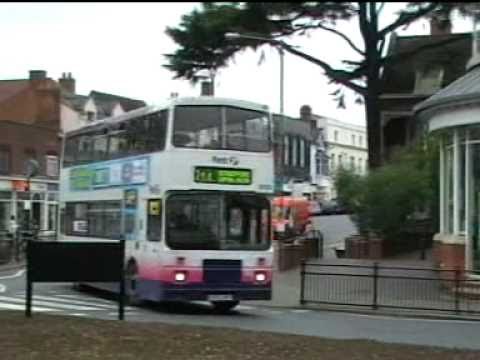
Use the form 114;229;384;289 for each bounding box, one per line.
211;300;239;313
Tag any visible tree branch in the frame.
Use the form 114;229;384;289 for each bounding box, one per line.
278;41;367;95
379;3;439;38
317;23;365;55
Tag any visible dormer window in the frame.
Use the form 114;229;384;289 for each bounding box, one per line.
86;111;95;122
414;65;444;94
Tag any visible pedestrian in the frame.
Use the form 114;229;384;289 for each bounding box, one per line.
8;215;18;239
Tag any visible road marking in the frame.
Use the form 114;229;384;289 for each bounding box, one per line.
0;295;99;311
54;294;121;305
0;284;5;293
27;295;118;309
0;303;55;312
0;269;25;280
291;309;311;314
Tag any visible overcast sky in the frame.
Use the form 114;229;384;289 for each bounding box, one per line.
0;2;472;125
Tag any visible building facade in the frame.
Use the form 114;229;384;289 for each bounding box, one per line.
0;70;146;234
272;110;317;195
414;17;480;273
379;20;471;164
313;114;368;200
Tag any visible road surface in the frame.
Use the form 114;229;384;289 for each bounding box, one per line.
0;269;479;350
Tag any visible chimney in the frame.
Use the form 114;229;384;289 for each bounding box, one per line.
430;16;452;35
29;70;47;80
58;72;76;94
300;105;312;121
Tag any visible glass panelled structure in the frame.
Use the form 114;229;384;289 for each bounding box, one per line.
436;126;480;272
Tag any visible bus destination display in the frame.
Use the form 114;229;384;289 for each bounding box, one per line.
194;167;252;185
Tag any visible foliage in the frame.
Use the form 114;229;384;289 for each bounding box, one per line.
164;2;470;167
334;137;440;241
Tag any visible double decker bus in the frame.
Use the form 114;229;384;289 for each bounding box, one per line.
59;97;274;312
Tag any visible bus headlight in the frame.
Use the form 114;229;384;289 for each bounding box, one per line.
255;272;266;283
175;271;187;282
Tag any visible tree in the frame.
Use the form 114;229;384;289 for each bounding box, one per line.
164;2;470;168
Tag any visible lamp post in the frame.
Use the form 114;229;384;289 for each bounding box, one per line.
225;32;285;193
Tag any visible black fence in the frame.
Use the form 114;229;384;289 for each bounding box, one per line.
26;240;126;320
300;262;480;316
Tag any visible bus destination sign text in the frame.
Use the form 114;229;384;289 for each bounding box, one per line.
194;167;252;185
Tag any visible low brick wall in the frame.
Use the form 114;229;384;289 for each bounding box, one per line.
276;235;322;271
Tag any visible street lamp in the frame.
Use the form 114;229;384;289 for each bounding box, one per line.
225;32;285;193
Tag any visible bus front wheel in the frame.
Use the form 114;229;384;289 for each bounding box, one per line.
211;300;239;313
125;262;142;306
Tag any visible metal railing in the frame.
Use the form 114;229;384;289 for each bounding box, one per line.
300;262;480;316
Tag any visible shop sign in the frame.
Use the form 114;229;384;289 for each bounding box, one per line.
12;180;28;191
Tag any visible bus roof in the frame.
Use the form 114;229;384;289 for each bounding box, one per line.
65;96;270;138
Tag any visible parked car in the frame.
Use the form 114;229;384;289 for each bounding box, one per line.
321;199;349;215
308;201;322;216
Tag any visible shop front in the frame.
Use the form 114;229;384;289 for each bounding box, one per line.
0;178;58;237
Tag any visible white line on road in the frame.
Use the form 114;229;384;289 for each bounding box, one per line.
0;295;100;311
26;295;118;309
0;303;55;312
0;269;25;280
0;284;5;293
291;309;312;314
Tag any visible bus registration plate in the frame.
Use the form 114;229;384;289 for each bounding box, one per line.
207;294;233;301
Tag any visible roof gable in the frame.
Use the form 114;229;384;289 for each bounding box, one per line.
381;32;471;95
89;90;146;112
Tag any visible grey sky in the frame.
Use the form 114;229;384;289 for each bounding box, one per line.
0;2;472;125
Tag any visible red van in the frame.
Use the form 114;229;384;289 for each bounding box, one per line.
272;196;312;240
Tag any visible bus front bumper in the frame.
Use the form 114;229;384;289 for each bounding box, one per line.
137;280;272;302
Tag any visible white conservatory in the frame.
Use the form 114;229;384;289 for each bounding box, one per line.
415;28;480;272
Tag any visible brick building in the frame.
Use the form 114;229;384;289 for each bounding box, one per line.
0;70;146;234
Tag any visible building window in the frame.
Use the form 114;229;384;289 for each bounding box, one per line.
0;145;10;174
283;136;289;166
334;130;339;142
86;111;95;122
414;65;444;94
350;156;355;170
338;154;343;168
330;154;335;170
291;137;297;167
300;139;305;168
359;136;363;147
46;155;59;177
352;134;355;146
24;148;37;174
358;158;362;173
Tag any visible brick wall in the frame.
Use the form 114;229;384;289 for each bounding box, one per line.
0;121;59;178
0;79;60;130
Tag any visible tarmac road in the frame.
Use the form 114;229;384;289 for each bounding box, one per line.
0;269;479;350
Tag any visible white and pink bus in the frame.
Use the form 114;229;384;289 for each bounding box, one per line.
58;97;274;311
